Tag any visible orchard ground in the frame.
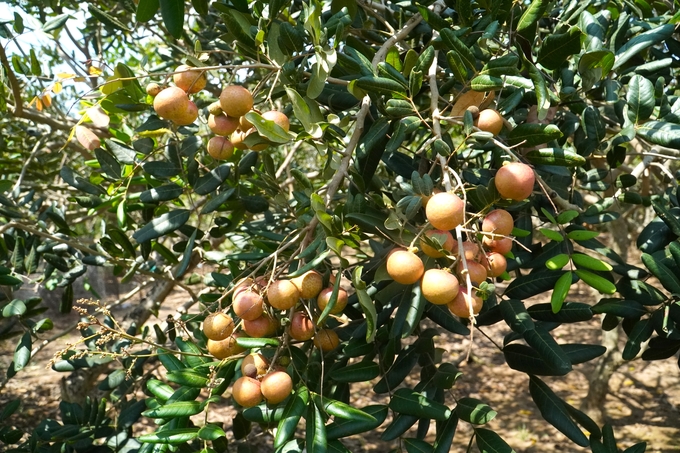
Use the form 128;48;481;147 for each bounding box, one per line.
1;281;678;452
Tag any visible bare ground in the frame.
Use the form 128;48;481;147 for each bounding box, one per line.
1;283;679;452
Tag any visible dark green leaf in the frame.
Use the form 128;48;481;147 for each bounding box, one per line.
132;209;190;244
636;121;680;148
527;302;593;322
13;332;31;371
622;317;654;360
504;271;567;299
194;165;231;195
499;299;535;334
136;0;159;22
537;26;582;70
529;376;588;446
456;398;496;425
2;300;26;317
627;75;655;124
614;24;674;70
561;344;606;364
389;388;451;421
592;299;646;318
641;252;680;295
139;184;183;203
329;360;379;383
159;0;184;39
523;327;572;375
138;428;199;444
475;427;515;453
326;405;388;440
275;386;309;448
142;401;201;418
306;401;326;453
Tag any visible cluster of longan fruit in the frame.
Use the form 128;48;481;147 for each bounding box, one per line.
201;270;342;408
147;65;207;126
387;161;536;318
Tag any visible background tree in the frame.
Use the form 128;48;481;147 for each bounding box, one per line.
1;0;680;452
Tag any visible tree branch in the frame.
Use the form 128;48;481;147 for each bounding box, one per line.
0;40;25;117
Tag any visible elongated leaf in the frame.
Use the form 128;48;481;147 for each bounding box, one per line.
159;0;184;39
523;327;572;375
627;75;655;124
652;201;680;237
313;394;376;422
456;398;496;425
636;121;680;148
373;343;420;393
516;0;550;42
641;253;680;295
326;405;388;439
165;370;209;388
13;332;31;371
528;302;593;322
440;29;475;70
622;317;654;360
504;271;566;299
132;209;190;243
139;184;183;203
136;0;160;22
404;438;434;453
329;361;379;383
592;299;646;318
526;148;585;167
529;376;588;446
572;254;613;272
389;388;451;421
306;402;326;453
245;111;291;143
275;387;309;448
194;165;231;195
138;428;199;444
475;428;516;453
146;379;174;403
433;413;458;453
43;14;69;32
614;24;674;70
198;424;226;441
537;26;582;70
88;5;130;31
499;299;534;334
507;124;563;148
142;401;201;418
551;271;573;313
503;343;569;376
561;344;606;364
574;269;616;295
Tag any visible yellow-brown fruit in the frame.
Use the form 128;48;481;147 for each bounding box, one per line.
289;311;315;341
207;136;235;160
145;82;162;96
231;129;249;150
476;109;504;136
482;209;514;236
386;249;424;285
239;114;254;131
420;230;456;258
456;260;488;285
232;376;262;408
233;277;254;297
208;114;239;136
203;312;235;341
495;162;535;201
241;352;269;377
153;86;190;122
425;192;465;231
421;269;460;305
317;287;348;315
448;287;483;318
482;236;513;255
314;329;340;352
486;252;507;277
219;85;253;118
260;371;293;405
233;289;264;321
261;110;290;132
267;279;300;310
454;241;482;261
172;100;198;126
207;334;245;359
208;101;223;116
242;314;279;338
291;271;323;299
173;65;207;94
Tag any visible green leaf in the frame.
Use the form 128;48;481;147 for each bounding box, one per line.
329;360;379;383
138;428;199;444
146;379;174;403
456;398;496;425
516;0;550;42
159;0;184;39
641;253;680;295
537;26;582;70
193;165;231;195
313;394;376;422
142;161;180;178
326;405;388;439
652;201;680;237
539;228;564;242
404;438;434;453
622;443;647;453
306;401;327;453
551;271;573;313
636;120;680;147
142;401;201;418
579;50;615;91
353;267;377;342
440;29;475;70
561;344;606;364
198;424;226;441
13;332;31;371
523;327;572;375
526;60;550;120
433;363;462;390
388;388;451;421
88;5;130;31
355;76;407;95
614;24;674;70
136;0;159;22
140;184;183;203
592;299;646;318
627;75;655;124
525;148;585;167
527;302;593;322
504;271;567;299
433;413;458;453
236;337;279;349
2;300;26;317
529;376;589;447
503;344;568;376
622;317;654;360
574;269;616;294
165;370;209;388
42;14;69;33
507;124;563;148
132;209;190;244
471;75;504;91
546;254;570;270
158;349;185;372
571;254;613;272
475;428;516;453
499;299;535;335
445;50;468;84
245;111;291;143
566;230;600;241
0;399;21;422
275;386;309;448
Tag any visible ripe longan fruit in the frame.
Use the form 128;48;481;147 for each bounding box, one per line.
386;249;424;285
232;376;262;408
146;83;162;96
239;114;254;131
173;65;207;94
317;287;348;315
289;311;315;341
242;314;279;338
486;252;507;277
203;312;235;341
260;371;293;405
207;136;235;160
153;86;190;122
476;109;504;136
456;260;488;286
208;114;239;136
421;269;460;305
233;289;264;321
241;352;269;378
483;236;513;255
231;129;249;150
495;162;535;201
420;230;455;258
267;279;300;310
261;110;290;132
219;85;253;118
207;334;245;359
482;209;514;236
425;192;465;231
291;270;323;299
448;287;483;318
314;329;340;352
172;100;198;126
